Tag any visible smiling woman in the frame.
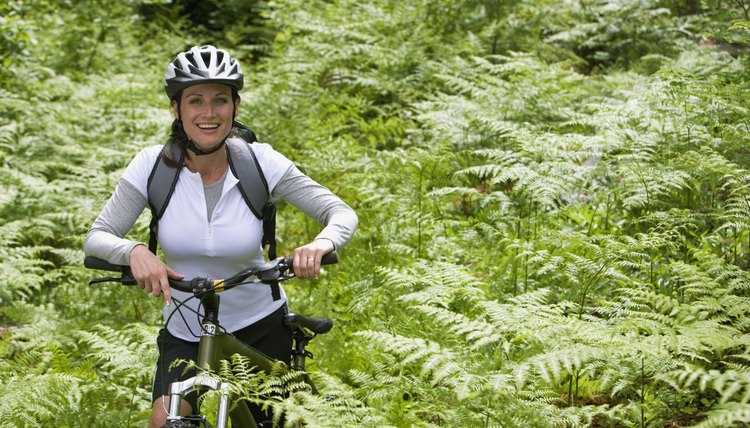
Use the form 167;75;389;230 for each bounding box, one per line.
83;45;358;428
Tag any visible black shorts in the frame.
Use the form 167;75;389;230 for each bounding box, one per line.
152;304;292;419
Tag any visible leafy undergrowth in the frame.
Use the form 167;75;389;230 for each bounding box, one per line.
1;0;750;427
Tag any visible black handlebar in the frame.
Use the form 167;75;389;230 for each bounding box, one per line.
83;251;339;293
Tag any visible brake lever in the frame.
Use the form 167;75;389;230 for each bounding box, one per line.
88;275;137;286
88;277;121;285
255;257;296;283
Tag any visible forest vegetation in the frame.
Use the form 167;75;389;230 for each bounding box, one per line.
1;0;750;426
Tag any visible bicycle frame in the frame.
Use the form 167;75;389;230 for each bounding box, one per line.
166;291;286;428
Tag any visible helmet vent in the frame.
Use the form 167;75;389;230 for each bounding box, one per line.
163;45;244;100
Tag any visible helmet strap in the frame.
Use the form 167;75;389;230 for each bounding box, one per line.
186;138;226;156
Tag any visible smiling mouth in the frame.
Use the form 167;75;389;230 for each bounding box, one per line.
197;124;220;130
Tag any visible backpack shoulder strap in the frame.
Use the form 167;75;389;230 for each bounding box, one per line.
228;123;281;300
226;137;269;220
226;130;278;258
146;145;183;254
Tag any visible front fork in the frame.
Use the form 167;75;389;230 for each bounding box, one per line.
166;375;232;428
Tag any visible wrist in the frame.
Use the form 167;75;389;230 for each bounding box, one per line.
314;237;335;251
129;243;148;259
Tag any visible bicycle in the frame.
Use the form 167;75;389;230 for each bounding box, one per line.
84;251;338;428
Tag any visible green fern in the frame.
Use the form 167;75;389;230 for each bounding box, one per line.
77;323;157;386
690;402;750;428
0;373;82;428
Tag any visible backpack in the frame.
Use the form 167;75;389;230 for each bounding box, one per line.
145;121;281;300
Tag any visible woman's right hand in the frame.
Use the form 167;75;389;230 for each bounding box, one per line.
129;244;184;305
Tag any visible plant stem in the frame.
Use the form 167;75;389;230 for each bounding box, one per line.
641;355;645;428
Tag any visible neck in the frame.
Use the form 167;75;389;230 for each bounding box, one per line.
185;146;228;185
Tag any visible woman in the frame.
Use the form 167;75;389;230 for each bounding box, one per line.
84;45;357;427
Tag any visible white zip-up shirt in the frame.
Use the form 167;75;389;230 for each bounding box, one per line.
85;138;358;341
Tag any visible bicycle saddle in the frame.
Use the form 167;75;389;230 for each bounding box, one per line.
283;312;333;334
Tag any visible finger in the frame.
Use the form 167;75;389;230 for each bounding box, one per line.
312;253;321;278
293;252;303;277
166;267;185;280
297;254;311;278
161;277;172;305
305;255;316;278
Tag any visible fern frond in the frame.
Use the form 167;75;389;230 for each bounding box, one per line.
0;245;53;304
491;163;575;210
77;323;157;386
409;304;502;349
664;365;750;405
0;373;81;428
395;260;487;308
519;345;604;385
690;402;750;428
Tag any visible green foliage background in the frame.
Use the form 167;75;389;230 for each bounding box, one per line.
2;0;750;426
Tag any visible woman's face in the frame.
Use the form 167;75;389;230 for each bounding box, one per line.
174;83;239;151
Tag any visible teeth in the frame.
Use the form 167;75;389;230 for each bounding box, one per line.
198;124;219;129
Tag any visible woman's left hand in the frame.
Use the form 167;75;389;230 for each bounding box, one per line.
293;238;335;279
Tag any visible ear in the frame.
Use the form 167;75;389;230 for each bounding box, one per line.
233;96;241;119
172;100;178;119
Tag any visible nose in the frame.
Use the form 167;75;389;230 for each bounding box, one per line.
204;103;216;117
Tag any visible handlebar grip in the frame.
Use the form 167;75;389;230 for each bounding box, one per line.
167;279;194;293
283;251;338;268
84;256;126;272
321;251;338;265
84;256;136;286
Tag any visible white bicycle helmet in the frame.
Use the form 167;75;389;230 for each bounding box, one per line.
164;45;244;100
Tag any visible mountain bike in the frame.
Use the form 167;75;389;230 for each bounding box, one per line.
84;252;338;428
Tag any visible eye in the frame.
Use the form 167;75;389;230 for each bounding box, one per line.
189;98;203;105
214;97;229;105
